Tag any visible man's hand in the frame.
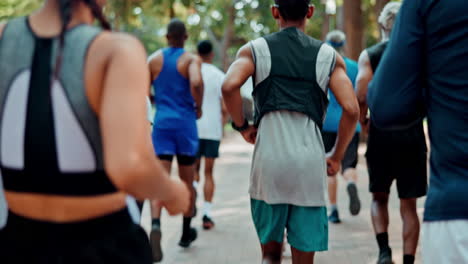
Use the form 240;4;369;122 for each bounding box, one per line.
196;106;202;119
240;125;258;144
326;153;341;177
361;117;370;134
356;50;373;135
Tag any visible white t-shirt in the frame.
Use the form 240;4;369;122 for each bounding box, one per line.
146;96;153;123
0;173;7;229
197;63;225;140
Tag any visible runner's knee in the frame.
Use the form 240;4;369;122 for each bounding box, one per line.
262;242;283;261
373;192;389;204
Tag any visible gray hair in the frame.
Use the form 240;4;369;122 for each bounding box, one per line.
326;30;346;54
378;2;401;32
326;30;346;45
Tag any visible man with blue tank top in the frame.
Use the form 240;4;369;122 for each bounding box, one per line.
322;30;361;224
147;19;204;262
223;0;359;262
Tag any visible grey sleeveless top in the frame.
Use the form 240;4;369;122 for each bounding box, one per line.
0;17;116;195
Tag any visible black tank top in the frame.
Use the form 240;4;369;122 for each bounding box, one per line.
365;41;427;154
0;17;117;195
366;41;388;73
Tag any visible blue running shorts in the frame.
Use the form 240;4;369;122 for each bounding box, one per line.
152;124;199;157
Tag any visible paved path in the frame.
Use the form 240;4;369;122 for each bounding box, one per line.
141;133;425;264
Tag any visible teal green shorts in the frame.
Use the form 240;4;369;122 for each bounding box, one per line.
250;199;328;252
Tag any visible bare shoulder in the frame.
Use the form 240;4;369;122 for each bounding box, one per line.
333;51;346;71
148;49;164;75
148;49;163;63
357;50;370;68
108;32;147;58
90;32;147;63
178;51;199;64
236;43;253;59
189;53;202;65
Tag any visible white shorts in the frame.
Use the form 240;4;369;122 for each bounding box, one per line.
126;196;141;224
0;176;7;229
423;220;468;263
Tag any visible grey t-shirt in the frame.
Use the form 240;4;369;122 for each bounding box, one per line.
249;38;336;206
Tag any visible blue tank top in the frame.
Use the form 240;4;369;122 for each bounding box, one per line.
152;47;196;129
323;57;361;133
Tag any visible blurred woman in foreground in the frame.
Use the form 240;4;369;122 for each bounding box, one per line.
0;0;189;262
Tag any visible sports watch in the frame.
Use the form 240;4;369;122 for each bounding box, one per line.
231;119;249;132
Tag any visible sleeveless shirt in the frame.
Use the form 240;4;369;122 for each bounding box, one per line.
0;17;116;196
152;47;196;130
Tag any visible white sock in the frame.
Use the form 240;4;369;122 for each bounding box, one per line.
193;181;199;189
203;201;212;217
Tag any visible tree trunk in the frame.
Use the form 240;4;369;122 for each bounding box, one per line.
221;2;236;71
321;12;330;41
204;25;223;66
336;5;344;31
343;0;363;60
169;0;175;18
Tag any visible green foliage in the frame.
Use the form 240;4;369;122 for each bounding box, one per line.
1;0;399;64
0;0;41;22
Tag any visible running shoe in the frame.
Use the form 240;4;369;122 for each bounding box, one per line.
347;182;361;216
377;248;393;264
178;228;198;248
328;208;341;224
150;226;163;262
202;215;215;230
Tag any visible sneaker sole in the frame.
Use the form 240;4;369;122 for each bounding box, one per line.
203;222;215;230
150;230;163;262
347;183;361;216
377;257;393;264
179;229;198;248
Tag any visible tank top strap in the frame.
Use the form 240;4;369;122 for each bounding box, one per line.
0;17;35;140
162;47;185;64
58;24;104;170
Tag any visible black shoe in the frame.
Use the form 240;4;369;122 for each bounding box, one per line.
150;226;163;262
377;248;393;264
202;215;215;230
178;228;198;248
347;182;361;216
328;209;341;224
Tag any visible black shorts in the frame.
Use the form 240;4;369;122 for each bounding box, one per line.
322;132;359;173
158;154;197;165
366;121;428;199
0;209;152;264
197;139;221;158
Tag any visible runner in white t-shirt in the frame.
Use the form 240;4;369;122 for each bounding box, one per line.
194;40;227;230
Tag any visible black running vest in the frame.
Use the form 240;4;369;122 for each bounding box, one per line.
251;27;329;129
